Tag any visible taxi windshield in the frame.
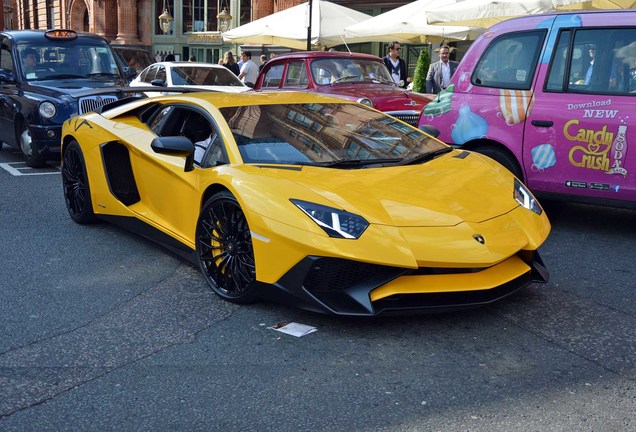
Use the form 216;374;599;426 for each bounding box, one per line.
18;43;121;81
220;103;447;167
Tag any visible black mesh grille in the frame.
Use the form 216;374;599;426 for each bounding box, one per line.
303;258;403;292
391;113;419;126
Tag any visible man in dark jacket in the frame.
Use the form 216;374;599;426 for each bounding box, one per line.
426;46;459;94
383;41;409;88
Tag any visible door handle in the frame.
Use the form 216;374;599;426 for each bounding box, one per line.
531;120;553;127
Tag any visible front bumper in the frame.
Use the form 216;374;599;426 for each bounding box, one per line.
29;124;62;155
260;251;549;316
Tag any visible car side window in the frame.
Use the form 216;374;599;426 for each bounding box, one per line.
283;61;309;88
262;64;284;88
473;30;545;90
155;65;167;84
545;30;571;92
566;28;636;95
0;44;14;73
141;64;158;83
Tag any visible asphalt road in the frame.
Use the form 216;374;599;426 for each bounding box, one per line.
0;148;634;431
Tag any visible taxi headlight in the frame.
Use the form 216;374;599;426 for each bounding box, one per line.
39;102;57;119
514;178;542;215
291;199;369;239
356;97;374;108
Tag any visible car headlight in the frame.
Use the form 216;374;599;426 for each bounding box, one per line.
291;199;369;239
39;102;57;119
356;97;373;108
514;178;542;215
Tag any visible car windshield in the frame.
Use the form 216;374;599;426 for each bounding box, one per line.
18;42;121;81
219;103;446;167
170;66;244;87
310;58;395;86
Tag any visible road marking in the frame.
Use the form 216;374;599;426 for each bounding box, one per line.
0;162;61;176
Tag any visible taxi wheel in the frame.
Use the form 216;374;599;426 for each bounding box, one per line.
62;140;98;224
196;191;258;304
474;146;523;181
18;123;46;168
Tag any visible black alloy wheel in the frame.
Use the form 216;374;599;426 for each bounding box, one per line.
62;140;98;224
196;191;257;303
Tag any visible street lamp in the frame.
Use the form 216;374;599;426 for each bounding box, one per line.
158;8;173;35
217;7;232;33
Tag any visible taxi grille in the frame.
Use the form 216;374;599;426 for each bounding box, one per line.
79;95;119;114
389;113;419;127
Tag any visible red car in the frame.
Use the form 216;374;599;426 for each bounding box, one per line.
254;51;432;126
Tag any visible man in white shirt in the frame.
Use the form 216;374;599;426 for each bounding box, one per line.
426;46;459;94
238;51;259;87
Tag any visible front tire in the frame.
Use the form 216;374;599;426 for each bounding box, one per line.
196;191;257;304
62;140;98;224
18;122;46;168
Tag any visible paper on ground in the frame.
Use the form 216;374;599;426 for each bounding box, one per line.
270;322;317;337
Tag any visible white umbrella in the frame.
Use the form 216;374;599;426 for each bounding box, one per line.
427;0;636;28
344;0;485;44
222;0;371;50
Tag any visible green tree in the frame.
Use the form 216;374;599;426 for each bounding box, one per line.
412;46;431;93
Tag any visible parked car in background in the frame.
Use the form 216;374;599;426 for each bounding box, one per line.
254;51;432;127
130;62;251;95
0;29;129;167
419;10;636;209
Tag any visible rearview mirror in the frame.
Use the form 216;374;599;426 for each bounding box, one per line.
151;136;195;172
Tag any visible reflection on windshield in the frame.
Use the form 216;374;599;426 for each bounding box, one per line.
310;58;395;85
171;66;244;86
220;103;446;167
18;43;121;81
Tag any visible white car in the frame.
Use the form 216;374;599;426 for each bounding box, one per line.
130;61;250;94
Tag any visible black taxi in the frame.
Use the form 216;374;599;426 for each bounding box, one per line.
0;29;130;167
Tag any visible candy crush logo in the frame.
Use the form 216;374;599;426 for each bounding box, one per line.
564;119;613;171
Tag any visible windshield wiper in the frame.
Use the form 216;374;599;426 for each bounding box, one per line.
317;158;403;168
44;73;85;79
399;147;453;165
331;75;359;84
86;73;120;78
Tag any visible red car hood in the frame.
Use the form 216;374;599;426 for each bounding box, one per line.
314;83;431;112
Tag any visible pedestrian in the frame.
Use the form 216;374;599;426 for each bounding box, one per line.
189;54;196;62
155;51;162;63
383;41;409;88
222;51;240;76
426;45;459;94
165;51;175;61
259;54;267;71
238;51;259;87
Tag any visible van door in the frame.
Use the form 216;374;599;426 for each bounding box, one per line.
524;23;636;205
0;40;17;146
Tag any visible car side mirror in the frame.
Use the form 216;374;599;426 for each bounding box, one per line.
150;136;195;172
124;66;137;79
0;70;16;84
150;78;167;87
419;125;440;138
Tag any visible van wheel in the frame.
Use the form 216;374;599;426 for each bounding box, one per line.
18;122;46;168
474;146;523;181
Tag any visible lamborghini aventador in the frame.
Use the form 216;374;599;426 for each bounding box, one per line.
61;91;551;315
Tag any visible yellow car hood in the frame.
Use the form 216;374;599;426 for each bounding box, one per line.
266;151;519;227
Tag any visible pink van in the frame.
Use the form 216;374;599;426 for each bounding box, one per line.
419;11;635;208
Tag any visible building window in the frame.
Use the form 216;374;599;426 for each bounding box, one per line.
183;0;218;33
46;0;54;28
239;0;251;26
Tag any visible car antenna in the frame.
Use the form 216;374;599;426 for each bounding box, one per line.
339;34;353;56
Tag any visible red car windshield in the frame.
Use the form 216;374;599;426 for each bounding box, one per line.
310;58;395;86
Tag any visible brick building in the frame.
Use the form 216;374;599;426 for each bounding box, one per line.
7;0;418;64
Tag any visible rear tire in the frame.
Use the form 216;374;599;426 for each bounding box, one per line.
62;140;98;224
474;146;523;181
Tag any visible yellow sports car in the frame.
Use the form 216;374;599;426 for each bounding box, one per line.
61;91;551;316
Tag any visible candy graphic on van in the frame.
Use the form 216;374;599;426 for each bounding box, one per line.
531;143;556;171
423;84;454;117
499;89;533;125
451;105;488;145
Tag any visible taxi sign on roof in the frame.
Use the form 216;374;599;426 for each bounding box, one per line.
45;30;78;40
